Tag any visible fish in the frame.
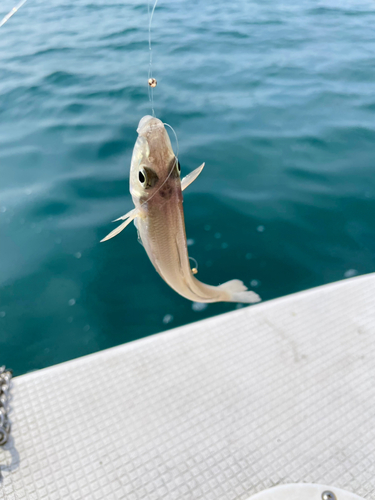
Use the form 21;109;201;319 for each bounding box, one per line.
101;115;261;304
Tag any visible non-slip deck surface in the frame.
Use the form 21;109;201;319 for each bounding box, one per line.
1;274;375;499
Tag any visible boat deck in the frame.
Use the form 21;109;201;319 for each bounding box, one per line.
1;273;375;499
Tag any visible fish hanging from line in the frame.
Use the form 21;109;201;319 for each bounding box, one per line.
101;115;261;304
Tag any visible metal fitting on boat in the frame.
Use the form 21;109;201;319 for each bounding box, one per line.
322;492;337;500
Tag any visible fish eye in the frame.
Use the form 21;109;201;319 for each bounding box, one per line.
177;160;181;172
139;170;145;184
138;167;158;188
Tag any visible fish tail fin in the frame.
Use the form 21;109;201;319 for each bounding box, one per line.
217;279;261;304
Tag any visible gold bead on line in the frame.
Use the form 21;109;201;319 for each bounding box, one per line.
148;78;157;88
192;268;198;275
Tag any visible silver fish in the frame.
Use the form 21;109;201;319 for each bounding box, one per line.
101;115;261;304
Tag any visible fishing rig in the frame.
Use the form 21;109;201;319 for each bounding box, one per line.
147;0;159;114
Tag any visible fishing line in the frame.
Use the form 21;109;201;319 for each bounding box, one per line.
164;122;179;160
147;2;182;202
0;0;27;28
189;257;198;274
148;0;159;116
119;4;180;211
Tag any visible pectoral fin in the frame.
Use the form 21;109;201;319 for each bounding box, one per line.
112;208;138;222
100;208;138;242
181;163;205;191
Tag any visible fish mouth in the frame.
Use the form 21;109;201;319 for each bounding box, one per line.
137;115;163;134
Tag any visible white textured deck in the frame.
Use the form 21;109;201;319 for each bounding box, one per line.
1;274;375;500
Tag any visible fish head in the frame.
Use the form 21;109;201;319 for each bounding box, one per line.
130;115;180;202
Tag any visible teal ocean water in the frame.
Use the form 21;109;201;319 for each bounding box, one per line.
1;0;374;375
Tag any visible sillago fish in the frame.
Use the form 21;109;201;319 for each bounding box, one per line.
101;115;261;304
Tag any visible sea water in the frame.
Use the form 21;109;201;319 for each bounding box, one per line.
1;0;374;374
